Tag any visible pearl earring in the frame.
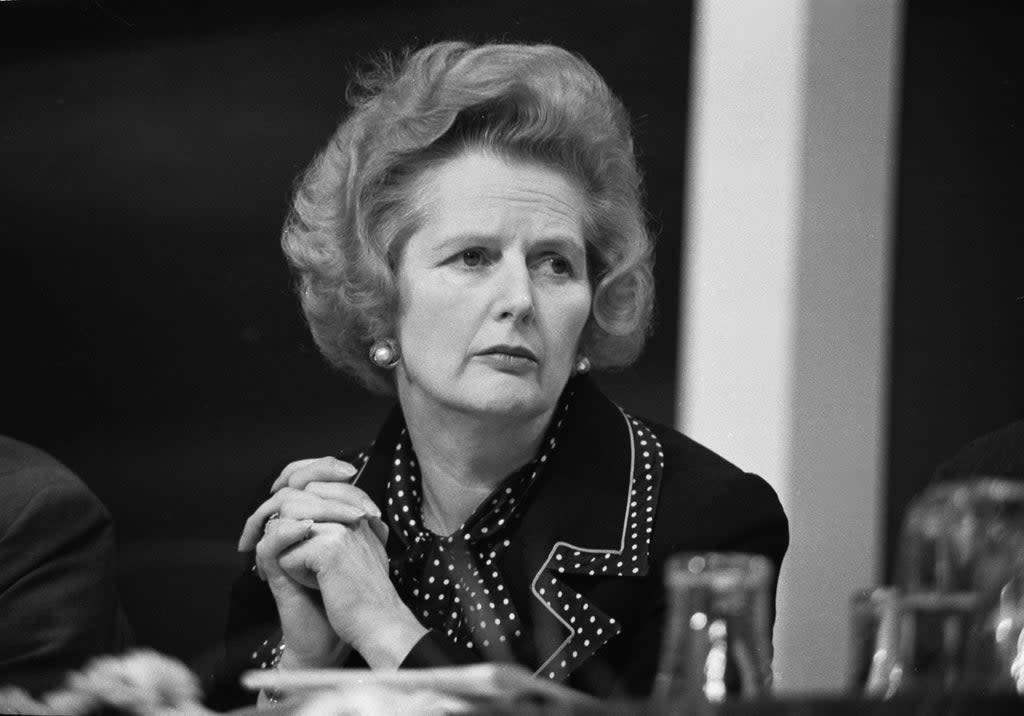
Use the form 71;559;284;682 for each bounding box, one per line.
369;339;401;369
575;356;591;374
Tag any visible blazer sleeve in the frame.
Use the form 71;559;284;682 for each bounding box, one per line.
609;467;788;697
399;630;480;668
0;468;130;695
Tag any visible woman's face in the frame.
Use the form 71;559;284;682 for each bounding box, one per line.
394;150;592;423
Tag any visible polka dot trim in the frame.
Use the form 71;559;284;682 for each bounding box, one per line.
386;391;575;656
349;450;371;485
253;635;285;670
531;412;664;682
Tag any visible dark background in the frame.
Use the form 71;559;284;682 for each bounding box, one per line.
0;0;691;673
884;0;1023;576
1;0;1020;685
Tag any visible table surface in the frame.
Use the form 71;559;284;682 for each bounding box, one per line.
232;691;1024;715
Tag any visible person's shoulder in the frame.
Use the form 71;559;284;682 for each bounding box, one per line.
0;434;73;479
631;418;788;562
639;417;761;491
0;435;107;523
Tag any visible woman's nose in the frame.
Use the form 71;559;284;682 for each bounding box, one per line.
493;259;535;323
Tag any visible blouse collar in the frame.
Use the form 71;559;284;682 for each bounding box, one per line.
385;384;574;548
377;384;576;654
350;375;666;680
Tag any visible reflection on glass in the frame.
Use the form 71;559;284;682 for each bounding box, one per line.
850;587;901;697
653;553;774;712
899;478;1024;594
876;478;1024;695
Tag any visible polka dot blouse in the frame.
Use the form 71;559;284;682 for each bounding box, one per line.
385;390;574;658
243;377;672;689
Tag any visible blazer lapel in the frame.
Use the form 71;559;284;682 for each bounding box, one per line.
348;377;666;683
514;377;666;682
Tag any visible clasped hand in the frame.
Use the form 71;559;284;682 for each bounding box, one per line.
238;457;424;669
238;456;388;579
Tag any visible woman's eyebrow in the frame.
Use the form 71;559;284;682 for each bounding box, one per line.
427;233;585;257
428;233;501;254
532;235;586;256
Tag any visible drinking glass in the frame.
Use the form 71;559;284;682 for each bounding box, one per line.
894;478;1024;693
849;587;900;696
967;573;1024;693
653;553;774;712
850;587;983;696
899;478;1024;594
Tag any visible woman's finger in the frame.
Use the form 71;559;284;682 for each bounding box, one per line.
303;481;380;517
279;521;400;646
366;514;389;545
255;518;315;574
257;518;320;590
239;489;369;551
240;492;286;551
271;458;322;492
260;517;314;554
277;522;357;577
271;457;358;493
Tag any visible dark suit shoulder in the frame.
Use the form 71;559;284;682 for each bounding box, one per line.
0;436;128;695
640;420;788;570
643;418;745;473
0;436;109;528
0;435;67;474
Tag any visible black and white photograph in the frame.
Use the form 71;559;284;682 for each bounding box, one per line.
1;0;1020;713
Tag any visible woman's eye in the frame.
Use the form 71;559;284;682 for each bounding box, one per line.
459;249;487;267
549;257;571;275
538;255;574;276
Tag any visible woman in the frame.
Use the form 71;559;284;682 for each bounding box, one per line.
222;41;788;702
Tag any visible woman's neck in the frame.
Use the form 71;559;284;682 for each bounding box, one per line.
399;397;554;536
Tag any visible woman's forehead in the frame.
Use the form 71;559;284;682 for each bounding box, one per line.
409;151;586;247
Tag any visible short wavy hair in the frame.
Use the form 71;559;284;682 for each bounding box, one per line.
282;41;655;394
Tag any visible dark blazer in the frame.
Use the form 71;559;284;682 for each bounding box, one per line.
0;436;131;695
215;377;787;703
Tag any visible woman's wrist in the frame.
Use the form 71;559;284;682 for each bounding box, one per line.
257;641;289;709
278;640;349;670
258;639;350;708
349;606;429;670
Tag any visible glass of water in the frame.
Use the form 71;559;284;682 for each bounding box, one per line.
653;552;775;712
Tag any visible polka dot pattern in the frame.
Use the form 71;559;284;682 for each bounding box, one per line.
531;413;664;682
386;392;575;656
246;394;665;685
252;635;285;671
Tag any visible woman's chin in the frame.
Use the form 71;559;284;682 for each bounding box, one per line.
400;367;565;421
458;379;552;420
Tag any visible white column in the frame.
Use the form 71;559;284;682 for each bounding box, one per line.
678;0;902;693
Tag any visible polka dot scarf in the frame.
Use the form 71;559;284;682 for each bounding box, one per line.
385;391;574;657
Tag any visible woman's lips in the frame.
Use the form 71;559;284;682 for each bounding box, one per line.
475;350;539;373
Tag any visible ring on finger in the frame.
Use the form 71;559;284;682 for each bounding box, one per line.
304;520;315;541
263;512;281;535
